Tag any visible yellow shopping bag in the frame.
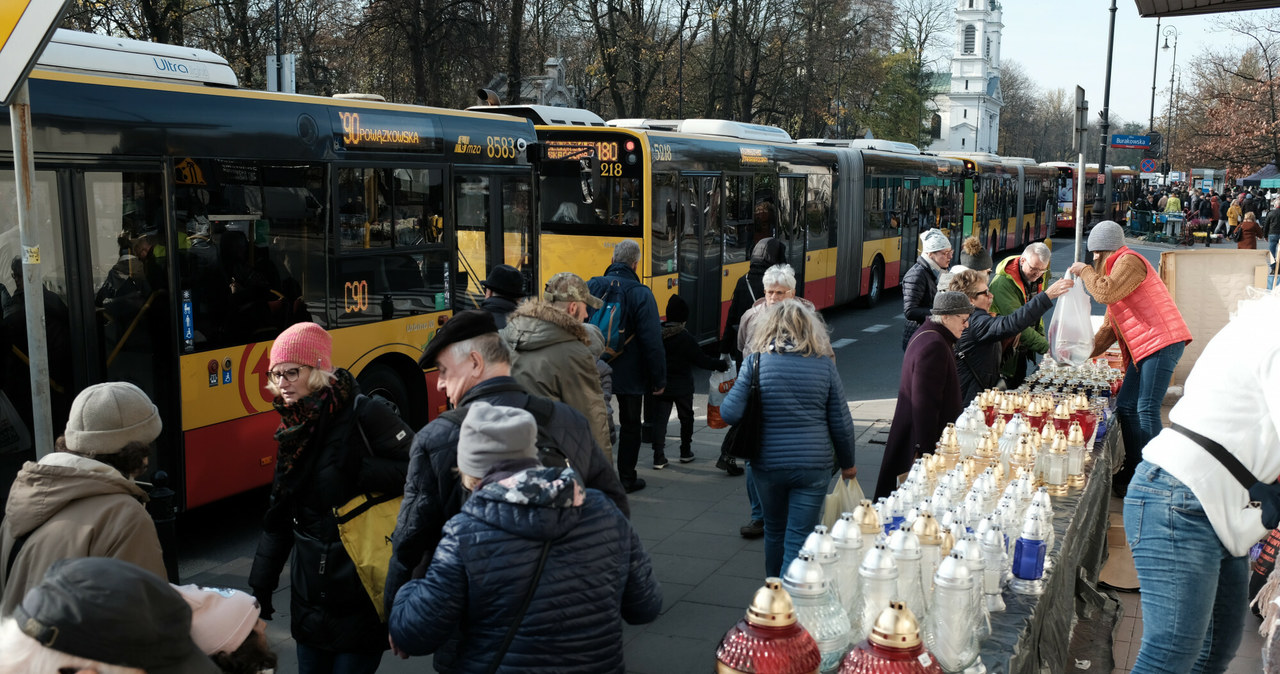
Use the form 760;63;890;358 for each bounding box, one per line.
334;492;402;622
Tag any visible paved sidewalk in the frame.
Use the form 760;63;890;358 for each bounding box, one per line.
183;395;897;674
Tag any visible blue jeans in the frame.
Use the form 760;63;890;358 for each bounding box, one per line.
1124;462;1247;674
1114;341;1184;489
746;464;762;523
1269;234;1279;268
752;466;830;576
296;643;384;674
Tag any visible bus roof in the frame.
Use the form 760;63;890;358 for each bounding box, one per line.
468;105;606;126
675;119;793;143
797;138;921;154
36;29;238;87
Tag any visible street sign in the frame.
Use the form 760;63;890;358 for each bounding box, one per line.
1110;134;1150;149
0;0;72;106
1140;158;1157;172
1073;87;1088;152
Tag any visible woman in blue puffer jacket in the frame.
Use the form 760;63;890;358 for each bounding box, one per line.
721;300;858;576
389;402;662;674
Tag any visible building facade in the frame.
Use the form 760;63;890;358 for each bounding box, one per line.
928;0;1004;153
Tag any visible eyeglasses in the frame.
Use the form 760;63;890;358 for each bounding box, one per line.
1025;263;1049;275
267;366;311;383
972;288;993;297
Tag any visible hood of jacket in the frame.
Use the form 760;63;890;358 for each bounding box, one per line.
4;453;149;538
604;262;641;283
503;298;590;351
462;466;586;541
750;237;786;270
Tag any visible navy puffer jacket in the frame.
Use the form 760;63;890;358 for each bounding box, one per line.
587;263;666;395
720;351;856;472
389;466;662;673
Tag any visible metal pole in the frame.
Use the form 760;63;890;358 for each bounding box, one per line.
274;0;283;92
1166;63;1177;185
1149;18;1160;132
8;82;53;458
1091;0;1118;224
1076;156;1087;262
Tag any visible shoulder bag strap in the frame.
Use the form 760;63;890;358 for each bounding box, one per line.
487;539;553;674
1171;423;1257;490
956;348;993;391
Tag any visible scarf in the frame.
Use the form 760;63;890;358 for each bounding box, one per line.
271;368;356;497
661;321;685;340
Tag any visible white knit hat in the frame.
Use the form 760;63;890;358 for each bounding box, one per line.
64;382;161;453
922;229;952;254
457;402;538;479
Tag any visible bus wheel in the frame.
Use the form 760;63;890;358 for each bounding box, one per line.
865;259;885;308
358;364;410;421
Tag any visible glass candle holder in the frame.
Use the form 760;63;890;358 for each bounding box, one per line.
783;551;852;673
716;577;823;674
831;513;866;616
924;553;981;673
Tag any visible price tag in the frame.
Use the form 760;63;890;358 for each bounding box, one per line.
917;653;933;667
21;245;38;264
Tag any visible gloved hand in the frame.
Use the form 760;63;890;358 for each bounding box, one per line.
1248;481;1280;530
252;588;276;621
716;361;730;373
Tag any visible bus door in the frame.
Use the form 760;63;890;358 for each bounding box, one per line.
777;175;807;295
676;173;722;343
453;170;535;310
900;178;920;266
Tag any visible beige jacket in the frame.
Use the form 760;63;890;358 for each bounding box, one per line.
0;453;166;614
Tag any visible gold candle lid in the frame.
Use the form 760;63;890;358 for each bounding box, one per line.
1051;431;1068;453
940;424;960;452
990;416;1007;438
852;499;881;535
939;527;955;557
745;577;797;628
911;512;943;545
869;600;922;649
1072;392;1091;411
1052;402;1071;420
1068;421;1086;446
999;394;1016;414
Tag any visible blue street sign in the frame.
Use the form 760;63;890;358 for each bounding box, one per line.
1111;134;1150;149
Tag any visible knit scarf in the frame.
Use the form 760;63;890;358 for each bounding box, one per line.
271;368;355;496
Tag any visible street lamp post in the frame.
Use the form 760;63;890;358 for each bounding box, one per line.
1163;27;1179;186
1148;18;1160;133
1090;0;1119;227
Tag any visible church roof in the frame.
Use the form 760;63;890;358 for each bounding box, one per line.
930;72;950;94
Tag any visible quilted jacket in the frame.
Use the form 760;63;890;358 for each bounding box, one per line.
901;255;940;349
719;351;856;472
587;263;666;395
389;465;662;673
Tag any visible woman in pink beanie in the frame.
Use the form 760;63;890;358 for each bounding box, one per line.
248;321;412;674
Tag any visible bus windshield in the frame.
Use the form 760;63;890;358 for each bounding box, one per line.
539;132;643;234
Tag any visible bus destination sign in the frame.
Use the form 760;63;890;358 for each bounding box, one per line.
332;110;441;153
543;140;598;162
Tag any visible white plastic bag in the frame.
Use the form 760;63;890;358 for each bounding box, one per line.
1047;273;1094;366
706;357;737;429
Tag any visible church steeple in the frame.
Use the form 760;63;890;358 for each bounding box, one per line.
930;0;1003;153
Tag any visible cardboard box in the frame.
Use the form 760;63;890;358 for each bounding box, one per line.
1159;249;1269;386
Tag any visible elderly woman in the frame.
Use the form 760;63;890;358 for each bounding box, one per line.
248;321;412;674
1237;211;1263;249
390;402;662;673
901;228;953;350
1069;220;1191;497
952;269;1074;405
721;300;857;576
876;291;972;500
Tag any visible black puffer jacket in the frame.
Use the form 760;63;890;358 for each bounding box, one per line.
249;378;412;653
901;256;941;349
383;377;628;621
723;237;786;361
953;294;1053;406
389;465;662;673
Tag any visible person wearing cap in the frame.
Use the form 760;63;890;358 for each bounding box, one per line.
1069;220;1191;497
246;321;412;673
876;291;972;499
901;228;953;350
387;311;627;639
648;294;729;468
588;239;667;494
0;557;219;674
0;381;167;615
951;269;1074;406
176;584;277;673
479;263;525;329
989;241;1053;388
722;236;786;365
500;272;612;457
389;403;662;673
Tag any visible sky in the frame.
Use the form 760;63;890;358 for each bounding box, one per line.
995;1;1278;131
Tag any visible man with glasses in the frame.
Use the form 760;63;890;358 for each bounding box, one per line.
989;242;1053;389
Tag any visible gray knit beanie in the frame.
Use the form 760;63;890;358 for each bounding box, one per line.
457;401;538;479
921;228;952;254
931;290;974;316
1087;220;1125;252
64;382;162;453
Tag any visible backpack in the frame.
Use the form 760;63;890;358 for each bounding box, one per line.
587;277;634;362
438;385;571;470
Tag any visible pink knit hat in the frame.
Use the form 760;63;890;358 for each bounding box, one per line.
173;584;260;655
269;322;332;371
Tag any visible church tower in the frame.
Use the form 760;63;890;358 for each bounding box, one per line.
930;0;1003;153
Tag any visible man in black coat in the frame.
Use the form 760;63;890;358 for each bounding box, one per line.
385;311;627;642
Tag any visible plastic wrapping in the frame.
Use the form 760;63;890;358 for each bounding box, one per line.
1047;273;1093;366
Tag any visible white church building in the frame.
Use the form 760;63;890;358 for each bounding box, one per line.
928;0;1004;153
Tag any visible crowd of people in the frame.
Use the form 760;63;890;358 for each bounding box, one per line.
1135;184;1280;260
0;220;1274;673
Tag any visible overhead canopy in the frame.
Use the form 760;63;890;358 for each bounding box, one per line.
1135;0;1280;16
1262;177;1280;188
1237;164;1278;186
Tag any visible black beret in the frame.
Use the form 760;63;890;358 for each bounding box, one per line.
418;309;499;368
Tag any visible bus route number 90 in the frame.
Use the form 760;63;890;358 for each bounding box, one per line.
345;280;369;313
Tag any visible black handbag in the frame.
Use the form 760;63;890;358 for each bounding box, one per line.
722;353;762;461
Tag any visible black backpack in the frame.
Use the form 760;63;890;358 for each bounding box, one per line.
438;384;571;470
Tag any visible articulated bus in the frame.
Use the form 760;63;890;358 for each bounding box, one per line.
942;153;1056;254
0;30;540;510
1041;162;1141;233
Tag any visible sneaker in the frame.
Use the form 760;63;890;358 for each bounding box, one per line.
623;477;647;493
679;450;695;463
716;455;745;476
653;454;669;470
739;520;764;539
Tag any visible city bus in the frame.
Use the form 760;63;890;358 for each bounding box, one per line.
1041;162;1140;233
0;30;539;510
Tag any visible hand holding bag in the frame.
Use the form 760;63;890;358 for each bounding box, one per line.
721;353;762;461
707;356;737;429
821;478;866;528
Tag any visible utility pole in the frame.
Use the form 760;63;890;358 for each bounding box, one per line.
1148;17;1160;133
1090;0;1119;227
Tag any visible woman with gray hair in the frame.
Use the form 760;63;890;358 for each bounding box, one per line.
901;228;953;350
876;291;971;499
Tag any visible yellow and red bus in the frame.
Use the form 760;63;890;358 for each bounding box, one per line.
0;30;538;509
942;153;1056;254
1041;162;1140;233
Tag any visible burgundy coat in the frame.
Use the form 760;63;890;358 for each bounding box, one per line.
875;320;962;499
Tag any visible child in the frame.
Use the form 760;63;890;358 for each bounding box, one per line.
649;295;729;468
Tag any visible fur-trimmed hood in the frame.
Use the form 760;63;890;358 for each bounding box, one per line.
502;298;590;351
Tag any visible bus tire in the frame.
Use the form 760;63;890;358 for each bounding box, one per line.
865;259;885;308
358;363;412;424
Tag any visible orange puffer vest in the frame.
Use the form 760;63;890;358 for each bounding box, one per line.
1104;246;1191;367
